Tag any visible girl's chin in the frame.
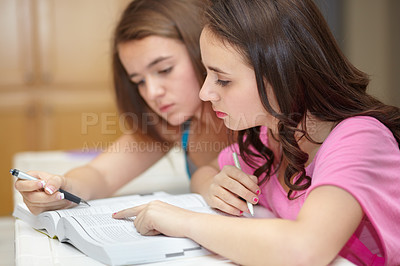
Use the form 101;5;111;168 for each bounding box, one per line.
224;122;244;131
224;120;257;131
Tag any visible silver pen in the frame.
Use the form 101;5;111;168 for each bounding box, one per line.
10;168;90;207
232;152;254;216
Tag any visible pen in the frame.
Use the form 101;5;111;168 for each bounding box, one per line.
10;168;90;207
232;152;254;216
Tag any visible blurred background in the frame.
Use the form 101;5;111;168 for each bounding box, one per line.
0;0;399;218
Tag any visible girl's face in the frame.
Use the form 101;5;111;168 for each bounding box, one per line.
199;28;278;131
118;36;202;126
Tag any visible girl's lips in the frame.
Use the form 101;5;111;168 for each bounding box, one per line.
159;104;174;113
215;111;227;118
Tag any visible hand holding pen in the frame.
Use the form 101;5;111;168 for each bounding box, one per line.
10;169;90;212
203;152;260;216
232;152;255;216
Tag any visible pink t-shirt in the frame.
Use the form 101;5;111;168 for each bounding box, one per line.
218;116;400;265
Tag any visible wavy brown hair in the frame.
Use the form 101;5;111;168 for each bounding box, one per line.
203;0;400;199
113;0;206;143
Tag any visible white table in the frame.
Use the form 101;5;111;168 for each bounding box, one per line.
13;149;354;266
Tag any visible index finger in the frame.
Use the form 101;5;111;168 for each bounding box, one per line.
15;179;45;192
23;171;64;195
26;170;55;181
222;165;259;192
112;204;146;219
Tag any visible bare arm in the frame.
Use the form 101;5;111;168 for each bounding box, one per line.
190;158;219;195
63;134;166;199
185;186;362;265
115;185;363;265
15;134;166;214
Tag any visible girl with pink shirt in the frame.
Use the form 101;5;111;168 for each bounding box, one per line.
113;0;400;264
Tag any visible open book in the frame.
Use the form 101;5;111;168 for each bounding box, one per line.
13;192;219;265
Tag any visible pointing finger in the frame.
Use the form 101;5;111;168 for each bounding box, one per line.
112;204;146;219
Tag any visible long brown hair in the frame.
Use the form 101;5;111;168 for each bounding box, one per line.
113;0;206;143
204;0;400;198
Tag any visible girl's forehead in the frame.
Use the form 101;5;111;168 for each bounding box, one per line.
200;27;225;47
200;29;251;71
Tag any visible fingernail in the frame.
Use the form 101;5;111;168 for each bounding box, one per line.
256;189;260;195
112;212;117;217
239;211;243;215
39;180;46;188
58;193;64;200
253;197;259;203
45;186;55;194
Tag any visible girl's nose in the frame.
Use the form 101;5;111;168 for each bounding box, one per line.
146;77;165;100
199;76;219;102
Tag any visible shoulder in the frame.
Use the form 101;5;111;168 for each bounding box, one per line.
311;115;400;184
320;116;398;156
332;116;393;136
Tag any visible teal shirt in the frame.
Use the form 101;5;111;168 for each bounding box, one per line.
181;120;197;178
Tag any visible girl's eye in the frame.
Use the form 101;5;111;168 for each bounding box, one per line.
131;79;146;88
132;79;145;87
215;79;231;87
159;67;173;74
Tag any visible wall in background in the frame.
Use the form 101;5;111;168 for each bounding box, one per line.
315;0;399;107
0;0;130;216
388;1;400;106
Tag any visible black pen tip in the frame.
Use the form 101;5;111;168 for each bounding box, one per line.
81;200;91;207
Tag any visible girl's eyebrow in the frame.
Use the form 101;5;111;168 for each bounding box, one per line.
207;66;228;74
129;56;172;79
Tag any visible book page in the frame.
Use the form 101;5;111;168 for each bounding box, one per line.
53;192;215;218
57;193;216;244
13;192;213;240
63;214;152;244
59;212;209;265
13;203;63;237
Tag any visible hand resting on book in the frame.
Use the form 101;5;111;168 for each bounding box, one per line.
113;200;196;237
